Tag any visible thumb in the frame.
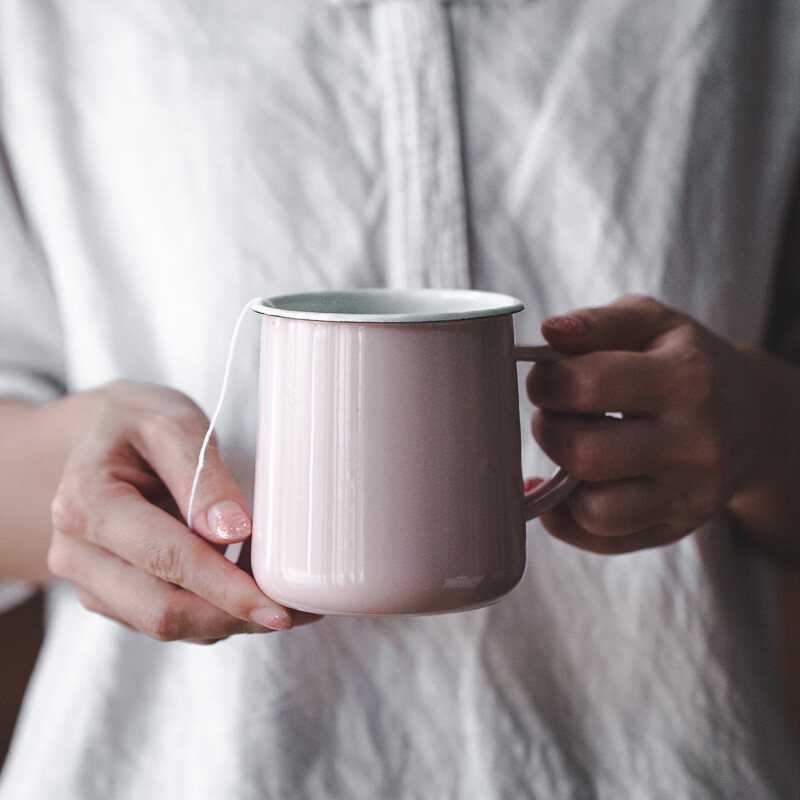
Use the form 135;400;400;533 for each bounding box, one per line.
540;295;684;355
134;398;252;546
185;448;253;545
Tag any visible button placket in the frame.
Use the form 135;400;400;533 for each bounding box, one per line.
372;3;470;289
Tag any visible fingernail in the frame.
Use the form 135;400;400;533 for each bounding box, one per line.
543;315;586;335
250;607;292;631
206;501;251;541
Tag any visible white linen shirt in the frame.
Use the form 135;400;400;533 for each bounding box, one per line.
1;1;800;798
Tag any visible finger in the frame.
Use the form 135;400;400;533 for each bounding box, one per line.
53;475;293;631
77;582;269;645
530;411;677;481
75;588;230;643
538;502;682;555
52;537;276;641
234;538;324;627
565;478;673;537
74;588;135;631
526;350;672;416
130;404;252;544
540;295;684;355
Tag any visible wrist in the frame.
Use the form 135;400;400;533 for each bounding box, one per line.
0;388;105;582
726;345;800;561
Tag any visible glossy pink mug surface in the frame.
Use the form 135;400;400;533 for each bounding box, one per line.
251;289;576;616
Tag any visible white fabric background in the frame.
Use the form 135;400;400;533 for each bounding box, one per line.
1;1;799;798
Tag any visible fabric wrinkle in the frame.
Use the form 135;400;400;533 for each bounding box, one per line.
374;3;470;289
1;1;800;798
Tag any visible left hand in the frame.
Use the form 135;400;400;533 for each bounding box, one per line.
526;295;761;554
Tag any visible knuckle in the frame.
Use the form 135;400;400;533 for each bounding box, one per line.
142;542;185;585
619;294;659;313
50;481;87;535
679;354;716;407
139;406;198;445
137;401;211;486
617;294;673;322
563;435;605;481
75;589;104;616
673;478;724;529
525;367;545;404
140;391;208;441
141;598;186;642
104;378;136;399
570;489;611;535
686;429;725;475
563;366;599;409
666;328;718;407
46;536;73;579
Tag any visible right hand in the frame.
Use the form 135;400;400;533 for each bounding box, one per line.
47;380;319;644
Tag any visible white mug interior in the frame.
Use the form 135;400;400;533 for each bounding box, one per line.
252;288;524;323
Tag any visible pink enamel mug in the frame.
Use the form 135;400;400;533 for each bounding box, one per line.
251;289;577;616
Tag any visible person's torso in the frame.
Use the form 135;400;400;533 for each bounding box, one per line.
1;2;799;798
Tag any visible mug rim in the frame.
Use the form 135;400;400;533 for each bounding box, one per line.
252;288;524;323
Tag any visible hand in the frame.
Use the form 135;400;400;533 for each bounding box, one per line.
526;295;762;554
47;381;320;643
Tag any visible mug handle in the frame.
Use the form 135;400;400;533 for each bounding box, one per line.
515;345;580;520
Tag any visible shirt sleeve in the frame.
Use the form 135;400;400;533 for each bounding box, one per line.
0;135;66;404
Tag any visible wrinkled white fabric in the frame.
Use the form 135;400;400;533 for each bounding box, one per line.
1;1;800;798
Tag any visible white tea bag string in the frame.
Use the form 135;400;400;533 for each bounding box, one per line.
186;296;264;530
